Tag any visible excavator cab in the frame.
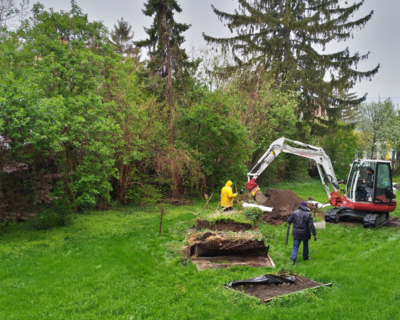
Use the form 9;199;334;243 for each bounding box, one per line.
326;159;397;227
346;160;396;204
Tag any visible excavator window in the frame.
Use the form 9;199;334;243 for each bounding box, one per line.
346;162;360;200
374;163;392;204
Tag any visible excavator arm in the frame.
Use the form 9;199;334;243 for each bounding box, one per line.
246;137;339;203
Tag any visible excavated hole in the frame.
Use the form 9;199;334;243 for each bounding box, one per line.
228;275;330;302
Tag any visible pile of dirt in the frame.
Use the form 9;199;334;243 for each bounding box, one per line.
196;219;253;232
229;275;326;302
187;232;268;257
261;189;304;225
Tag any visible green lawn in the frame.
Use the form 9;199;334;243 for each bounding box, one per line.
1;180;400;319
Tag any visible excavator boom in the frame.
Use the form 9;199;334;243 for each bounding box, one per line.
246;138;339;201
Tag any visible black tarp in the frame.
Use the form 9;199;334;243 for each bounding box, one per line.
227;274;296;288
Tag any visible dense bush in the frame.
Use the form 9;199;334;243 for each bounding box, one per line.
243;207;263;226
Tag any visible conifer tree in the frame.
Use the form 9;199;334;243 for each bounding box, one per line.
135;0;191;147
203;0;379;132
111;17;140;60
136;0;195;199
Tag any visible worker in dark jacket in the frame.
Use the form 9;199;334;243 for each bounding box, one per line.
287;201;317;265
357;167;375;200
365;167;374;187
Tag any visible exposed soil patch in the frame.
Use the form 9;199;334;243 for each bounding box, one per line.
260;189;327;225
261;189;304;225
383;216;400;228
230;275;326;301
181;246;191;258
196;219;253;232
187;232;267;257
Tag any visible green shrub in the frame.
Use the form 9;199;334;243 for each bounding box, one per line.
126;184;163;206
243;207;263;226
28;200;73;231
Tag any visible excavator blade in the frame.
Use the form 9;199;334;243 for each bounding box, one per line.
246;179;268;205
254;190;268;205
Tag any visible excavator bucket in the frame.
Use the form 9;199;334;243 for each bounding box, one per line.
246;179;268;205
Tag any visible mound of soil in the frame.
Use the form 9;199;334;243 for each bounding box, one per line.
230;275;328;302
196;219;253;232
261;189;304;225
188;232;268;257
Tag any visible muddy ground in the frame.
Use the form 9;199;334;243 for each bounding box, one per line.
384;216;400;228
196;219;253;232
230;275;323;301
261;188;310;225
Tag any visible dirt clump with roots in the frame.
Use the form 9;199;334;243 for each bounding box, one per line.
187;231;267;257
196;219;253;232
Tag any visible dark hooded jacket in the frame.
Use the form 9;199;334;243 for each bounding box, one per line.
287;206;316;240
365;167;374;188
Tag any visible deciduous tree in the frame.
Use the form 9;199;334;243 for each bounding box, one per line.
356;99;400;159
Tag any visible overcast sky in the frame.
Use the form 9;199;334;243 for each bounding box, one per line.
36;0;400;106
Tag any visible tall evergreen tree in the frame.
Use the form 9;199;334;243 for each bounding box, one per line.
135;0;191;147
203;0;379;132
110;17;140;60
135;0;195;199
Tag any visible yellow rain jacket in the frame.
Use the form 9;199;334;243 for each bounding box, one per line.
221;181;238;207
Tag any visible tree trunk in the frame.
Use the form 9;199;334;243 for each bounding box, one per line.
163;7;174;147
162;6;179;199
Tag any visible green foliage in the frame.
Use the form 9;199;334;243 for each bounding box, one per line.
356;99;400;158
203;0;379;131
0;2;124;209
194;208;253;225
27;200;73;231
245;81;299;161
243;207;263;226
310;122;359;180
126;183;163;206
179;83;250;187
110;17;140;60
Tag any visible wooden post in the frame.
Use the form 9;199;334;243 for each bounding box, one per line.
159;207;165;234
203;194;213;210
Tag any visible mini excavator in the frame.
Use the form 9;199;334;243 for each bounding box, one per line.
246;138;397;228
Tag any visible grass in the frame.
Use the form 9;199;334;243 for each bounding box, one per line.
188;230;265;243
1;180;400;319
192;208;254;225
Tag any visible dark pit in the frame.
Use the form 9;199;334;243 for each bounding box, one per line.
228;275;331;302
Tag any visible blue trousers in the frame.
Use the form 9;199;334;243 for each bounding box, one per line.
290;239;309;262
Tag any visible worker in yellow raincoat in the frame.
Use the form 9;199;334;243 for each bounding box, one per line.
221;180;238;212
